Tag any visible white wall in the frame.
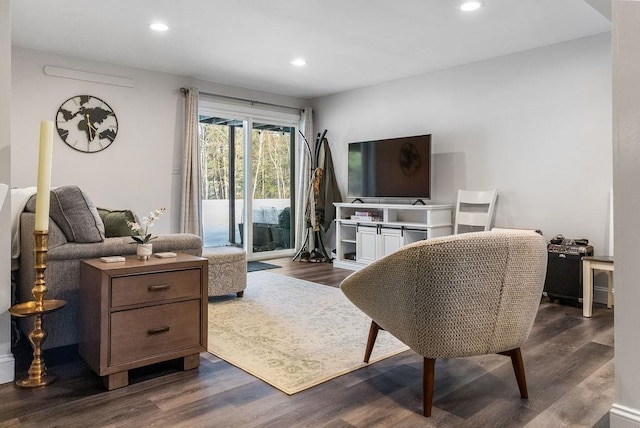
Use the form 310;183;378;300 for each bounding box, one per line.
11;48;306;233
8;47;306;382
0;0;14;384
312;33;612;253
612;1;640;426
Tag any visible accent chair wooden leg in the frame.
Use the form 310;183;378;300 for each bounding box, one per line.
502;348;528;398
364;321;381;363
423;357;436;417
236;291;244;298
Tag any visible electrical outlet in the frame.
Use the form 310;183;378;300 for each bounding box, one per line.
172;167;181;175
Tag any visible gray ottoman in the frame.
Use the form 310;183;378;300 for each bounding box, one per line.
203;246;247;297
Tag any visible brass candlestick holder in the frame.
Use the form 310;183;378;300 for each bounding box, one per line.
9;230;67;388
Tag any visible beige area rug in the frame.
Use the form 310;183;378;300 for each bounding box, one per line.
207;271;410;395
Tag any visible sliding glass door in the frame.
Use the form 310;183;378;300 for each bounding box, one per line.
199;115;244;247
199;104;296;259
250;122;294;253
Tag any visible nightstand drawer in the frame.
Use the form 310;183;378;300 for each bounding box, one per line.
109;300;201;366
111;269;201;308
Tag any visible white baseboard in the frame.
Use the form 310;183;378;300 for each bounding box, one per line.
0;353;15;384
611;404;640;427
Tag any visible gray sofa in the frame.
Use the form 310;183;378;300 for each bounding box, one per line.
17;187;202;350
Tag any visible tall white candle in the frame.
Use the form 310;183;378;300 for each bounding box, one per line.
34;121;54;231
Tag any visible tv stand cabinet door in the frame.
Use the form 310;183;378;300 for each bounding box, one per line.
356;226;378;264
379;227;403;257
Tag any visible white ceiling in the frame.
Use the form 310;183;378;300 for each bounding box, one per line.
11;0;610;99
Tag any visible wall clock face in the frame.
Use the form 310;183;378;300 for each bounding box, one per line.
55;95;118;153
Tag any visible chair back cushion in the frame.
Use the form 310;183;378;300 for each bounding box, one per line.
341;230;547;358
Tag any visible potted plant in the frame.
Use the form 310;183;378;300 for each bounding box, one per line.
127;208;166;260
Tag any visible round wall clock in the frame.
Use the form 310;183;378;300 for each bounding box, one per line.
55;95;118;153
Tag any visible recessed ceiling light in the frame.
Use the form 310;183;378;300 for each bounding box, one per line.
459;1;482;11
290;58;307;67
149;22;169;32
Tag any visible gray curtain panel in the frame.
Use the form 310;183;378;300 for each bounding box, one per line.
180;87;203;237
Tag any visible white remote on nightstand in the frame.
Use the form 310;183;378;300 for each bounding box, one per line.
100;256;126;263
155;252;177;258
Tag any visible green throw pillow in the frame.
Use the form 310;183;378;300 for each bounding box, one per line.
97;208;137;238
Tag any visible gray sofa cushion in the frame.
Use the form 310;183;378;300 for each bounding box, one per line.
26;185;105;243
50;186;105;242
46;233;203;261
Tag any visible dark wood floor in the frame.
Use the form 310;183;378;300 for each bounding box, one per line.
2;257;613;427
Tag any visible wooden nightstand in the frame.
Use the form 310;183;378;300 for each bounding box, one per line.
79;253;208;390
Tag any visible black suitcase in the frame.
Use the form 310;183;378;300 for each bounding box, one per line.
544;241;594;305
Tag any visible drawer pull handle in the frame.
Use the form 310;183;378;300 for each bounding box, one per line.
148;326;170;335
148;284;171;291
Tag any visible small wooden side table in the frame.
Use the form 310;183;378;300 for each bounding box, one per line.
582;255;614;318
79;253;208;390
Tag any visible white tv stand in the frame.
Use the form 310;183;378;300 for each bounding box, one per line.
333;202;453;271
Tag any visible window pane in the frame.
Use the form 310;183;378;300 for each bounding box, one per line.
199;115;244;247
250;123;293;252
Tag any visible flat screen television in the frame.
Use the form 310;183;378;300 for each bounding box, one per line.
348;134;431;200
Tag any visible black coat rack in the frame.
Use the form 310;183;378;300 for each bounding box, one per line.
293;129;332;262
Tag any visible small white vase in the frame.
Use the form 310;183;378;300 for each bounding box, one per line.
137;243;153;260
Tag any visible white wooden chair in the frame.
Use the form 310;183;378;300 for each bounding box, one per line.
453;189;498;234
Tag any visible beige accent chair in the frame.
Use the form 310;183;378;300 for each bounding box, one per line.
340;230;547;417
